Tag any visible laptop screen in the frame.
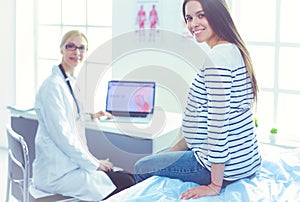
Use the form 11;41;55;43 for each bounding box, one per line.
105;80;156;116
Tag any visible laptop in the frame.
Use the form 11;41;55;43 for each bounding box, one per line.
100;80;156;123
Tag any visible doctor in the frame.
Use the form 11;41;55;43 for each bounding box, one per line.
33;30;135;201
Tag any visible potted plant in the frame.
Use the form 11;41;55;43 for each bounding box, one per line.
269;127;278;144
254;118;258;128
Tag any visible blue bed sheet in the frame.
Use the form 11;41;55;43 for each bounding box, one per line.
104;147;300;202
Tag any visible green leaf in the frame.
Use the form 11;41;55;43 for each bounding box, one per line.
254;118;258;127
270;128;278;134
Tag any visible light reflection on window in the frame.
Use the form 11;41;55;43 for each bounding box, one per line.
280;0;300;43
231;0;300;144
279;47;300;91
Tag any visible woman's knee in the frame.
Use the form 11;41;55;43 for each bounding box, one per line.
134;155;155;174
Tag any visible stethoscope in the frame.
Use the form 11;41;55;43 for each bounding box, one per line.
58;64;80;117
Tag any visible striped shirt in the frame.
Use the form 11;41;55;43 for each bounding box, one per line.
182;43;261;181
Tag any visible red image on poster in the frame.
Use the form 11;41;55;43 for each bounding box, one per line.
137;5;146;30
149;4;159;42
149;4;158;29
135;1;160;42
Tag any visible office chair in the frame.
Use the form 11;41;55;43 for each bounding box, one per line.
5;125;78;202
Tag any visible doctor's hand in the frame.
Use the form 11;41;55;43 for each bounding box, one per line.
97;159;114;172
91;111;113;120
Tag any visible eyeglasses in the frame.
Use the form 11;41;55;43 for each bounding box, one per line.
65;43;87;53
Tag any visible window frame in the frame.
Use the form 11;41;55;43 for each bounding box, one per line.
230;0;300;146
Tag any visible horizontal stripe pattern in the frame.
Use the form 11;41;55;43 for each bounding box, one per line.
183;44;261;181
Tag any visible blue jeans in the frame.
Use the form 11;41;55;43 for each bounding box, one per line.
134;150;211;185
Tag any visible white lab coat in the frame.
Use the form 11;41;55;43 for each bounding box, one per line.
33;65;116;201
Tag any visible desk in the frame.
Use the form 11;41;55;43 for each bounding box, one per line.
85;109;182;172
9;107;182;172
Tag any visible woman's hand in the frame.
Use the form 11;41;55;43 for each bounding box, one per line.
91;111;113;119
97;159;114;172
180;185;220;200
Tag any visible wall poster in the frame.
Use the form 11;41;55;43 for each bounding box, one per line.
135;0;160;42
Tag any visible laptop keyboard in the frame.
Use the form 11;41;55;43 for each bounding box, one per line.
111;112;148;118
98;114;152;124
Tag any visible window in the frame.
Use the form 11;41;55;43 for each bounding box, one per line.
230;0;300;145
15;0;112;106
14;0;300;146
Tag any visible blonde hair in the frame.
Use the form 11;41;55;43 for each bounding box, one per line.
59;30;88;50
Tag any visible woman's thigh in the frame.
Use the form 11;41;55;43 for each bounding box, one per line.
134;151;211;185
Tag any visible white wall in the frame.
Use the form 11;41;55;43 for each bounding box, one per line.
0;0;207;147
0;0;16;148
112;0;184;37
111;0;207;113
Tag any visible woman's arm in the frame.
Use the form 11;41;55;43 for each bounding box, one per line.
180;163;225;200
180;163;225;199
167;137;188;152
210;163;225;192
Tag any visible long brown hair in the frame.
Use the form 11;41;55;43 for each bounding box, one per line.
182;0;258;103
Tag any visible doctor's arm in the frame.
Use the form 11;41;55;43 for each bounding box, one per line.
90;111;113;119
39;84;102;171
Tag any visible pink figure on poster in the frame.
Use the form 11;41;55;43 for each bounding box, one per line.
149;4;159;41
149;4;158;29
137;5;146;30
136;5;147;41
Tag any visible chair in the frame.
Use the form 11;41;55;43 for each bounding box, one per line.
5;125;78;202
